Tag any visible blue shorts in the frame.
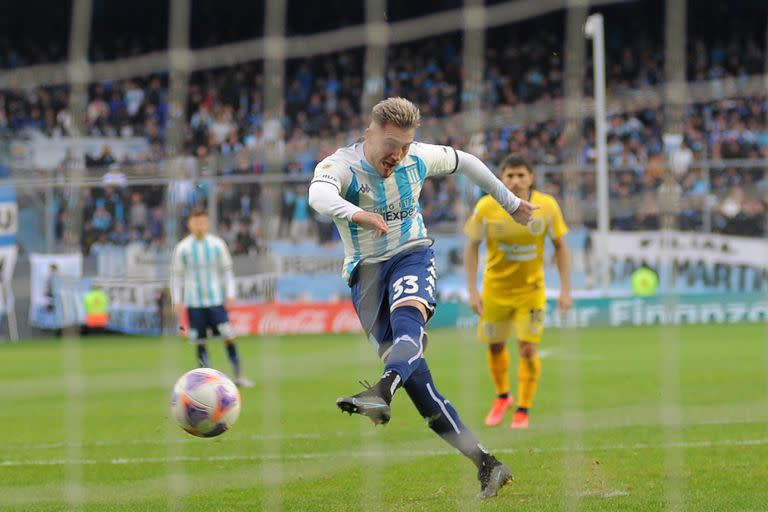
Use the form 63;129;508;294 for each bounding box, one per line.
350;247;437;357
186;306;234;344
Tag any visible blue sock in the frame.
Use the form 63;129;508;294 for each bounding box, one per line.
404;358;488;469
197;344;210;368
384;306;426;386
225;341;241;378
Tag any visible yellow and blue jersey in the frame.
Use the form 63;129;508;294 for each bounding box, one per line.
464;190;568;295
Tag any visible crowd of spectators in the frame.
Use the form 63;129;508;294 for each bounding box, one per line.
3;5;768;253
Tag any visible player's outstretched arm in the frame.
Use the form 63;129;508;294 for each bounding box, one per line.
509;200;539;225
454;150;539;225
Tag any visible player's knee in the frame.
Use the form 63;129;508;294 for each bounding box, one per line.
519;341;536;358
393;300;427;321
217;322;234;341
489;342;506;355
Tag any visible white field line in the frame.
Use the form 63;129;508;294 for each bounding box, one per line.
3;413;767;452
2;437;767;467
2;432;331;450
575;490;631;498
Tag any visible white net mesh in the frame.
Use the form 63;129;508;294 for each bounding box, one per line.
2;0;768;510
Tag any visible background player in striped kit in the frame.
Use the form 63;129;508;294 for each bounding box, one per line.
170;210;252;387
308;97;538;498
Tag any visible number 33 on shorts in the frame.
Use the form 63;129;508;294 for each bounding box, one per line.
391;258;437;305
392;275;419;300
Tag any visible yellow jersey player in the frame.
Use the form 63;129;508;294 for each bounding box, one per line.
464;154;572;429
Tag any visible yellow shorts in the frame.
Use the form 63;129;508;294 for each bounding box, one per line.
477;288;546;344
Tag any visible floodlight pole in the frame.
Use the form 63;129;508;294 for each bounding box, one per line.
585;13;610;295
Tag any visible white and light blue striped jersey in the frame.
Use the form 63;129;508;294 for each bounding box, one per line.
311;141;458;282
170;234;235;308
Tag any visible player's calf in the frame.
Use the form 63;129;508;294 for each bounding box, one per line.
196;343;210;368
223;338;253;388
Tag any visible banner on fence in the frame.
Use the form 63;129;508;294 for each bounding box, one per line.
178;302;362;336
431;293;768;330
235;274;279;303
43;273;282;334
595;230;768;293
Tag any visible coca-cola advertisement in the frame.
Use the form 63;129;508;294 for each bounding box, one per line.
227;302;363;336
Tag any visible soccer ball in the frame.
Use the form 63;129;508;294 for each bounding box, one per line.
170;368;241;438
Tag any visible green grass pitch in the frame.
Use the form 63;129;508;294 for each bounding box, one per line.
1;323;767;511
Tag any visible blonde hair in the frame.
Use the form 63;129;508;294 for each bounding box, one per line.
370;97;421;129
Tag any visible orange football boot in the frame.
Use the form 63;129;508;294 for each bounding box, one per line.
484;395;514;426
510;409;529;429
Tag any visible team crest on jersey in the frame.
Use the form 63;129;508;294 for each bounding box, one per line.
403;164;420;183
528;217;545;236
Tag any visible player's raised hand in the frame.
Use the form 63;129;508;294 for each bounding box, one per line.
511;199;540;225
352;211;388;237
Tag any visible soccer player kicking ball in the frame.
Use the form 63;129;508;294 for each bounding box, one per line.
170;210;253;388
464;155;571;429
308;97;537;499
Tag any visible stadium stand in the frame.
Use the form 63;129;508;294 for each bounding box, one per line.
2;1;767;254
